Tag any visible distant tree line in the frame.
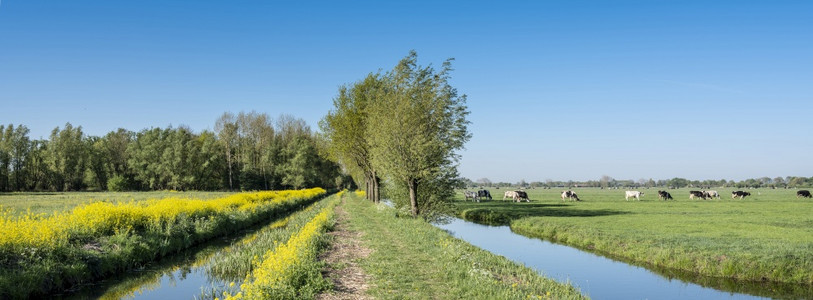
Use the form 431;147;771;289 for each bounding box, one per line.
0;112;345;192
463;176;813;189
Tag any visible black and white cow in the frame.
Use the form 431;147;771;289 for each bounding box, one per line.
731;191;751;199
561;190;580;201
514;190;529;202
657;190;673;200
689;190;706;200
796;190;811;198
477;189;492;201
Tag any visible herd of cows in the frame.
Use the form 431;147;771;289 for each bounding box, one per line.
461;189;813;202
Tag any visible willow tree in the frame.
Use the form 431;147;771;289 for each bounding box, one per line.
320;73;384;202
368;51;470;217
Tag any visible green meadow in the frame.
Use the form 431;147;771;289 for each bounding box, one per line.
454;187;813;285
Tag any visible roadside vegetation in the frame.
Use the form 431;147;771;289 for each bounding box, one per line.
455;188;813;288
343;192;586;299
0;188;326;299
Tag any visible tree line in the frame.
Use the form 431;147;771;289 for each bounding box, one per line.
321;51;470;217
0;112;345;192
465;175;813;189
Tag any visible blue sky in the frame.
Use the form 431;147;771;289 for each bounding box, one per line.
1;1;811;182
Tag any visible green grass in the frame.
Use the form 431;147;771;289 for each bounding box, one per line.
0;191;234;216
454;187;813;287
343;192;586;299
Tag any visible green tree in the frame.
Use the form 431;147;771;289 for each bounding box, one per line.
46;123;88;191
84;136;109;190
320;73;385;202
215;112;240;190
368;51;471;217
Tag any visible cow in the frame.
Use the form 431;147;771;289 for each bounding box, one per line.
503;190;518;201
731;191;751;199
463;190;478;201
477;189;492;201
705;190;720;199
797;190;812;198
689;190;706;200
561;190;580;201
625;190;643;201
657;190;673;201
514;190;530;202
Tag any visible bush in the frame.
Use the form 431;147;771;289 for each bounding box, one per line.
107;175;131;192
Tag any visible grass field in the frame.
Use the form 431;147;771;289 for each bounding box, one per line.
453;187;813;287
0;191;234;216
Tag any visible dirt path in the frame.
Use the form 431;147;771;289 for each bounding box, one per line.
317;202;373;300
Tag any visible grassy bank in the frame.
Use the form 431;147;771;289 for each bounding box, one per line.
225;191;340;300
0;188;327;299
454;188;813;287
343;192;586;299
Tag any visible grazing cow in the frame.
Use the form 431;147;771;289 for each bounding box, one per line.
625;190;643;201
561;190;580;201
477;189;492;201
705;190;720;199
689;190;706;200
514;190;530;202
657;190;673;201
463;190;478;202
797;190;812;198
503;190;518;201
731;191;751;199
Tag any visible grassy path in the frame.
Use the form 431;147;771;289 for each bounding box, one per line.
339;194;586;299
317;203;373;300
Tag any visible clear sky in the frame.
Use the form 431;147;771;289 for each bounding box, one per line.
1;1;811;182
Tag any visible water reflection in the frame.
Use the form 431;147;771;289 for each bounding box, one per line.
56;231;248;300
436;218;809;300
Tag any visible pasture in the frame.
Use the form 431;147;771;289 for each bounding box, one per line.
454;187;813;286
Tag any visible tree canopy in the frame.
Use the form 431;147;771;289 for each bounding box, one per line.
322;51;471;217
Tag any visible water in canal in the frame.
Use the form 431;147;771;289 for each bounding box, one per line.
436;218;808;300
56;232;244;300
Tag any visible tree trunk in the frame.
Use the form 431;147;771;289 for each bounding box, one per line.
372;170;381;203
365;173;373;201
226;148;233;190
408;178;419;217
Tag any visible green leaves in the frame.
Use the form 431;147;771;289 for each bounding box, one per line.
323;51;471;217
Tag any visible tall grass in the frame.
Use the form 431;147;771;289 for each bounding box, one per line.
0;188;327;299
